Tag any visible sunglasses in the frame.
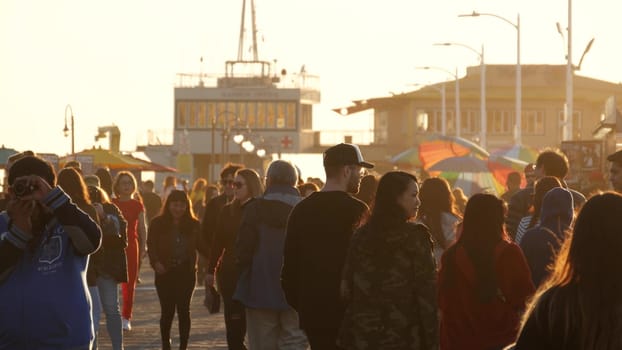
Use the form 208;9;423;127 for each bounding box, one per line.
233;181;245;189
221;179;234;186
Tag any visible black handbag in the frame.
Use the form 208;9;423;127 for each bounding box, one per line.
204;284;221;314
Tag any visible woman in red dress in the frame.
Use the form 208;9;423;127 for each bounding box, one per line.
112;171;147;331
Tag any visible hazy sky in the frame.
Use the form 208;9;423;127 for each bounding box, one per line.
1;0;618;156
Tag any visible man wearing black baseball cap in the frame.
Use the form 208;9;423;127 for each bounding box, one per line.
283;143;373;349
607;149;622;193
0;156;102;349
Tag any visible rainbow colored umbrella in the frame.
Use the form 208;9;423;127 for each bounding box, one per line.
390;147;423;168
490;144;538;163
418;134;489;169
427;155;489;173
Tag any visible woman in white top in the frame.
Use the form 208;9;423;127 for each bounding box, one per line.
417;177;462;265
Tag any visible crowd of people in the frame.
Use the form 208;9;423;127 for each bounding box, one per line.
1;143;622;349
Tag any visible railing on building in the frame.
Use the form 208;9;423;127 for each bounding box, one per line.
175;71;320;92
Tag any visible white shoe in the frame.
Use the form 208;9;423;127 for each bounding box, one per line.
122;318;132;331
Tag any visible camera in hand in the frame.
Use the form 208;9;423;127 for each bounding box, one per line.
12;178;37;198
87;186;102;204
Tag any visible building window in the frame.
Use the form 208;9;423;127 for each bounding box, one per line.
429;111;442;133
247;102;256;128
188;103;197;128
207;102;216;126
446;110;456;134
557;110;583;139
177;102;187;129
301;104;312;129
237;102;247;125
286;102;297;129
375;111;388;144
488;110;512;135
522;110;545;135
276;102;286;128
256;102;266;128
266;103;276;128
197;103;207;128
461;110;480;134
217;102;227;128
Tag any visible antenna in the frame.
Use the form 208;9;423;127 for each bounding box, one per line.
237;0;260;61
237;0;246;61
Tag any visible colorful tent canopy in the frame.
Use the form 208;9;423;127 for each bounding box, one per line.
60;148;176;172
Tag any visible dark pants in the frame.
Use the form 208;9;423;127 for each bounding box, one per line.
223;294;247;350
155;263;196;350
217;269;247;350
304;327;345;350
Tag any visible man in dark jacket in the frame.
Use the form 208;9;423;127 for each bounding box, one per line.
234;160;308;349
201;163;243;305
506;150;585;239
282;143;373;350
0;156;102;349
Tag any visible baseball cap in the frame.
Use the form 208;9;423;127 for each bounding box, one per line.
323;143;374;169
607;150;622;164
8;156;56;187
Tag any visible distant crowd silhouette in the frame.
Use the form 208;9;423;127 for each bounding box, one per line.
1;145;622;349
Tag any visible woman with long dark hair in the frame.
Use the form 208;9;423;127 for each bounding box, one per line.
417;177;462;265
147;190;207;350
87;184;128;350
515;192;622;349
57;169;104;347
338;171;438;350
208;168;263;350
438;194;534;350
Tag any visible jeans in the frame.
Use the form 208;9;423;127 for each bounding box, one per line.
223;294;247;350
97;276;124;350
246;307;308;350
217;270;247;350
89;286;102;350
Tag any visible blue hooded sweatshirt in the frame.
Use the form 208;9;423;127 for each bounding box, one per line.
0;188;101;350
520;187;574;287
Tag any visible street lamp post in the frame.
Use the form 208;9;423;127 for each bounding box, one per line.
417;66;460;137
556;3;595;141
215;109;255;169
63;104;75;155
460;11;521;145
434;42;486;148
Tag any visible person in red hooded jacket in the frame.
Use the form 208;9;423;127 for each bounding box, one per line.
438;193;535;350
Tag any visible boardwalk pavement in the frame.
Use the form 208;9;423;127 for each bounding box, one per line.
97;265;228;349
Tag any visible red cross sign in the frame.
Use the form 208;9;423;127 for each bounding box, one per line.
281;135;293;149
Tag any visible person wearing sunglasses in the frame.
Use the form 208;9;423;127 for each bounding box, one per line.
200;163;243;308
209;169;264;349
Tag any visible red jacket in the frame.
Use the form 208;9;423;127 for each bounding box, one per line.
438;240;535;350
